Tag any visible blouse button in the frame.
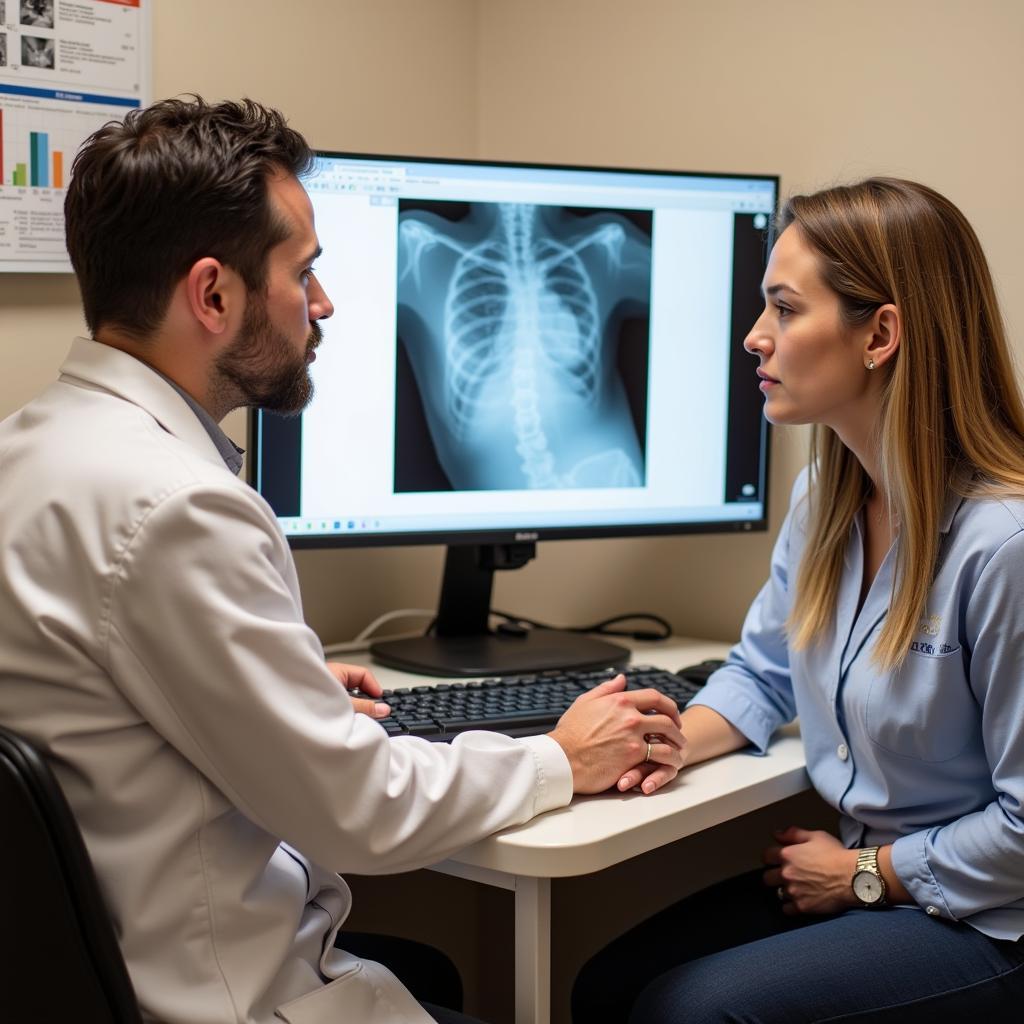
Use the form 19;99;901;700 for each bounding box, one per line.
926;906;940;916
837;743;849;761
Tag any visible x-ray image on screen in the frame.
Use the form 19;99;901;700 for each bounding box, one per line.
394;200;653;492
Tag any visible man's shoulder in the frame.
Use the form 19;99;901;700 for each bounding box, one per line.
1;375;259;523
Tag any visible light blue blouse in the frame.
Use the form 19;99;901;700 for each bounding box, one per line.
693;469;1024;941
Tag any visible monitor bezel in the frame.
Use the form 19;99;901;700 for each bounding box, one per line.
248;151;778;551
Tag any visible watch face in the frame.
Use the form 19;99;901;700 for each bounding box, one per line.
853;869;883;904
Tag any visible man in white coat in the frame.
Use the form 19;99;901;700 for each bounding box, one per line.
0;97;686;1024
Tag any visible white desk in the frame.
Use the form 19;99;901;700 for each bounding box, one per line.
353;638;809;1024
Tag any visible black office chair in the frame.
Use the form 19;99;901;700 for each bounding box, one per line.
0;724;142;1022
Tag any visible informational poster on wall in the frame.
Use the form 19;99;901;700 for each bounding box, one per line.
0;0;150;272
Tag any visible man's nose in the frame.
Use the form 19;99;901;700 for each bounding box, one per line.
309;274;334;320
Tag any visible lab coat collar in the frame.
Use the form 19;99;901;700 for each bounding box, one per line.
59;336;226;470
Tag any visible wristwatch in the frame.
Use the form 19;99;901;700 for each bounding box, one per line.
852;846;887;907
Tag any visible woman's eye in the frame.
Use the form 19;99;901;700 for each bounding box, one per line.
775;303;792;318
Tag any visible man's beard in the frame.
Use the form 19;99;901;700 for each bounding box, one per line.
213;296;321;416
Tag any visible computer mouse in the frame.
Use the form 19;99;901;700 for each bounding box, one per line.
675;659;725;685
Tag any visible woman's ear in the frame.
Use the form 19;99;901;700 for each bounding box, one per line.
864;303;900;370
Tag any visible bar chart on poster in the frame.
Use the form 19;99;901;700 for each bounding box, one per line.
0;0;150;272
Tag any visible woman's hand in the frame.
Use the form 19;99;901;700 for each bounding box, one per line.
761;826;859;915
327;662;391;719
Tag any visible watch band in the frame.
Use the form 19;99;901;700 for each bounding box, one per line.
855;847;878;873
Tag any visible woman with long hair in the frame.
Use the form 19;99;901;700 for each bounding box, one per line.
572;178;1024;1021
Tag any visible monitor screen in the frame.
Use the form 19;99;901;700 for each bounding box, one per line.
249;154;777;675
252;154;776;547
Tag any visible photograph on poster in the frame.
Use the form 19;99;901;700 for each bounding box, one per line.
21;33;54;68
20;0;53;29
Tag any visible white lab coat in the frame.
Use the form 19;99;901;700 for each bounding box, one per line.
0;337;573;1023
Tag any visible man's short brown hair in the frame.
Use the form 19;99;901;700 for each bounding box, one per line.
64;96;314;338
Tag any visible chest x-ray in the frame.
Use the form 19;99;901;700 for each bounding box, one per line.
394;200;653;492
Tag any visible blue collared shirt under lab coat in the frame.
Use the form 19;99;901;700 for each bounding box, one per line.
692;468;1024;941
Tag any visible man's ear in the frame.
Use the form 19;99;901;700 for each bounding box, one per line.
185;258;243;336
864;303;900;370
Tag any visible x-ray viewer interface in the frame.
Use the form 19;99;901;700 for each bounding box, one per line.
252;156;777;543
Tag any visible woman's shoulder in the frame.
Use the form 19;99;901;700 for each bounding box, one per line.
939;492;1024;619
789;465;812;503
947;488;1024;557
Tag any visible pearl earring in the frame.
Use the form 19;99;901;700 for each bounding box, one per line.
867;359;876;370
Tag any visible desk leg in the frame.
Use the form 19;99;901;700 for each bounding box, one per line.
429;861;551;1024
515;875;551;1024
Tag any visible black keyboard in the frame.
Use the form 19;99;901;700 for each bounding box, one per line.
369;665;706;742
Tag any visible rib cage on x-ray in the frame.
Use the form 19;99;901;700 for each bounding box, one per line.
396;201;652;491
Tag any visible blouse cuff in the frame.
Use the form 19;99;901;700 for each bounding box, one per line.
891;830;954;920
687;676;780;755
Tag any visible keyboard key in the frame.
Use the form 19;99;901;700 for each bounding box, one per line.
402;721;440;736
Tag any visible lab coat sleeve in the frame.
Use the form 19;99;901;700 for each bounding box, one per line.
891;529;1024;922
102;480;573;874
686;471;804;753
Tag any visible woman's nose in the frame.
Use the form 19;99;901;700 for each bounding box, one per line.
743;310;772;357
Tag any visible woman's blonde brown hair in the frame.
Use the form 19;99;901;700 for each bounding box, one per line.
783;177;1024;666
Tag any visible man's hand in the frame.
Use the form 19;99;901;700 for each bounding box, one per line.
548;675;686;795
615;704;749;793
762;826;858;915
327;662;391;720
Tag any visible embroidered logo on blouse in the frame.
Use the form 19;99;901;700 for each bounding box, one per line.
917;614;941;637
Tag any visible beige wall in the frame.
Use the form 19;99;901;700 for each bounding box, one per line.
3;0;1023;648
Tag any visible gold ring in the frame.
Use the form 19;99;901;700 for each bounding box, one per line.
644;741;652;763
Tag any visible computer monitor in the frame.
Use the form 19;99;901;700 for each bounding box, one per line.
249;153;777;676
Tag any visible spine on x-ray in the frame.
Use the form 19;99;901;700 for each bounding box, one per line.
512;349;561;487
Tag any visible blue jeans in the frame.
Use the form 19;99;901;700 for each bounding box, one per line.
571;869;1024;1023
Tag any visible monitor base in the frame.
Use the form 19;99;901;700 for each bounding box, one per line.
370;629;630;678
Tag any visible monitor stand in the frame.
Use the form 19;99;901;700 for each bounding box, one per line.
370;543;630;678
